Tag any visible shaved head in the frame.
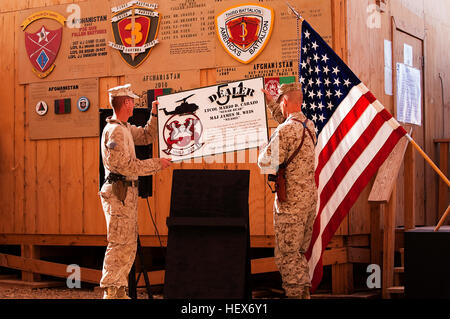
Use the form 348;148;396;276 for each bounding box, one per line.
111;96;133;112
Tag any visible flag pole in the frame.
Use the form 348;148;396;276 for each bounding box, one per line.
435;205;450;231
287;2;304;87
286;2;304;21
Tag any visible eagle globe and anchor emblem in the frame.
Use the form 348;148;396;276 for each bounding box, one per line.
161;94;204;157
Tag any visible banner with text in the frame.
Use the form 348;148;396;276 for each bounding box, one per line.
156;77;268;161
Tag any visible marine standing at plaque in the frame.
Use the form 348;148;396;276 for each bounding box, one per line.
258;83;317;299
99;84;171;299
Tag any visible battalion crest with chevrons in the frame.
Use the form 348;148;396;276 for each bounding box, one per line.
109;1;160;68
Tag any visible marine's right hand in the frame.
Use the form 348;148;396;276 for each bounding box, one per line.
160;158;172;169
261;88;274;105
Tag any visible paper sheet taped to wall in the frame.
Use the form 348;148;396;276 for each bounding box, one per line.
396;63;421;126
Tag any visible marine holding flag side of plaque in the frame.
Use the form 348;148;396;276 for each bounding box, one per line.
99;83;171;299
258;83;317;299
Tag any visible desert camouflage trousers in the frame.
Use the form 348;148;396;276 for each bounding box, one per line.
273;203;316;298
99;183;139;288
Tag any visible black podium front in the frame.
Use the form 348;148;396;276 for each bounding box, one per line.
164;169;251;299
405;226;450;299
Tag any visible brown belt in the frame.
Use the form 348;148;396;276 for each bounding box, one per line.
123;180;139;188
106;179;139;188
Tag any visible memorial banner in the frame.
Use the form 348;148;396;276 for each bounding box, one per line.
156;77;268;161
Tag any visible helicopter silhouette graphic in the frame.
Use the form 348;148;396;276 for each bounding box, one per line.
160;93;199;116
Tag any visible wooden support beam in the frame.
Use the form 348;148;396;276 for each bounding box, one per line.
0;253;101;284
370;203;382;265
404;141;416;230
21;245;40;282
434;139;449;222
332;264;353;295
0;253;165;286
382;186;397;299
0;234;368;249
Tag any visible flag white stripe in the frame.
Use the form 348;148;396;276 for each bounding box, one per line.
309;120;396;277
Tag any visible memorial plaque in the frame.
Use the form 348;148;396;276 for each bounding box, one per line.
18;1;110;83
110;0;216;73
28;78;99;140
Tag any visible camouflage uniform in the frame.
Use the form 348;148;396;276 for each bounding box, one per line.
258;94;317;298
99;88;162;290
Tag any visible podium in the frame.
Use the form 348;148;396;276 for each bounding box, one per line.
405;226;450;298
163;169;251;299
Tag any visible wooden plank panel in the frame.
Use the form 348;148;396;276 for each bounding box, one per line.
0;0;30;13
23;88;38;234
82;137;104;234
36;139;61;234
14;12;26;234
60;138;83;234
0;12;16;234
248;165;266;236
14;83;26;234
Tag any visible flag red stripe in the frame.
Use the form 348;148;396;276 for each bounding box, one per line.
309;127;406;292
59;99;64;114
154;88;164;98
315;92;374;185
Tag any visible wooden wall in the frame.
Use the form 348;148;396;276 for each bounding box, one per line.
0;0;447;243
346;0;450;230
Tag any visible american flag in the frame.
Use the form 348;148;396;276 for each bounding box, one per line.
299;20;407;292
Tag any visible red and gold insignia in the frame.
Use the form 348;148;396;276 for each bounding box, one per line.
109;1;160;68
21;11;66;79
216;4;274;64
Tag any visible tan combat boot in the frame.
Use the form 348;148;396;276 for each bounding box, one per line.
117;286;131;299
302;287;311;299
103;286;118;299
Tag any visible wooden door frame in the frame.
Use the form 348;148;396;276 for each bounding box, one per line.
391;16;426;227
